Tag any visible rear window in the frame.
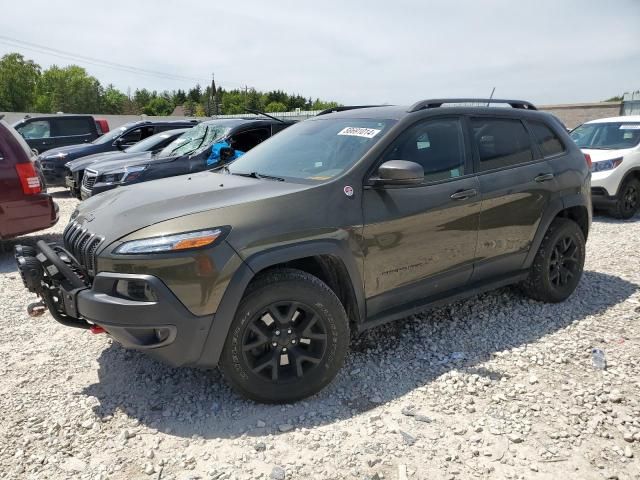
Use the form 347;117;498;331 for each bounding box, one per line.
529;121;565;157
1;120;35;161
56;118;93;136
471;117;535;171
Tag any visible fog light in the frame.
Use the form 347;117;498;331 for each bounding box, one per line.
115;280;158;302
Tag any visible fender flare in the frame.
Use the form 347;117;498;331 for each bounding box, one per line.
615;167;640;196
523;194;590;268
196;239;365;367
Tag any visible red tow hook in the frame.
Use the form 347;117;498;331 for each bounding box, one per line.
90;325;106;334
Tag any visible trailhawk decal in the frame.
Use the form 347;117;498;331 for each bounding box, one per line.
337;127;381;139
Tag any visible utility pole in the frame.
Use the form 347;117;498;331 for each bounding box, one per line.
210;73;218;116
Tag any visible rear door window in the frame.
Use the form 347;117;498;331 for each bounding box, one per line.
55;118;93;136
16;120;51;139
382;117;466;182
471;117;535;172
529;121;565;157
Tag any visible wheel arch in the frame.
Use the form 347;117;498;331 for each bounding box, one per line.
616;167;640;196
524;196;591;269
196;240;365;367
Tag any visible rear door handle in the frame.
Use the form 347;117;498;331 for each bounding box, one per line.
450;188;477;200
534;173;555;182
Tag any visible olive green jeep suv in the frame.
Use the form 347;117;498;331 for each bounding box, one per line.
15;99;591;403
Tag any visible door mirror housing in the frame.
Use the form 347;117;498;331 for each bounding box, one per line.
114;138;126;150
372;160;424;186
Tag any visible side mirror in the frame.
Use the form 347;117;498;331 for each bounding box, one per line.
220;147;236;162
372;160;424;186
114;138;126;150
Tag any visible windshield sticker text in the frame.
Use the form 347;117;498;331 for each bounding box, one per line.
619;125;640;130
337;127;381;139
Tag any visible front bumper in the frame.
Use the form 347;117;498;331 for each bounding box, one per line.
77;273;214;367
16;242;215;367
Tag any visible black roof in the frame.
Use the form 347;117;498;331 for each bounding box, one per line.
315;98;542;121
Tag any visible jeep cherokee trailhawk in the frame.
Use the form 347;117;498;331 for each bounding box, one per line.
15;99;591;403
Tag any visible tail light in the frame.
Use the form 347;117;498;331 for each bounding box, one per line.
584;153;592;169
15;162;42;195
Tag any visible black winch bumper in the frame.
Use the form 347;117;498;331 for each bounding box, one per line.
15;241;214;367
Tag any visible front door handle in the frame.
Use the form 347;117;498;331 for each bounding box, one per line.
450;188;477;200
534;173;555;182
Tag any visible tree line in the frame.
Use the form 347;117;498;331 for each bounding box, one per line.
0;53;339;116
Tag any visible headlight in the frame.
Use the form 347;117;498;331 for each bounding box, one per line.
100;171;125;184
122;165;147;183
591;157;623;172
114;228;227;254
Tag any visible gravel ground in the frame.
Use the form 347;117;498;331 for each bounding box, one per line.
1;189;639;480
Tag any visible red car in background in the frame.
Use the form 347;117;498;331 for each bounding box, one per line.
0;116;58;239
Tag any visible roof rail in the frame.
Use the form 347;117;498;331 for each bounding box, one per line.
408;98;537;112
316;105;389;116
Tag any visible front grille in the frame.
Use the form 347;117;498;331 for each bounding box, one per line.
82;169;98;190
63;221;103;275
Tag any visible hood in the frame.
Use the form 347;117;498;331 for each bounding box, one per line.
71;151;152;172
74;171;311;245
93;152;167;173
581;147;635;162
40;143;105;162
66;151;126;172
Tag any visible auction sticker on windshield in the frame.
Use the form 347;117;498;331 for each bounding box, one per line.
620;125;640;130
337;127;381;138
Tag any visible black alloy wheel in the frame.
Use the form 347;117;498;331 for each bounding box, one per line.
242;301;328;382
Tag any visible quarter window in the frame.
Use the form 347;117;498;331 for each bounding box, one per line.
471;118;534;171
530;121;564;157
382;118;465;182
56;118;92;136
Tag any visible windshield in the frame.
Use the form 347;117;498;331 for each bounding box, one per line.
93;125;127;145
158;123;229;158
125;131;174;153
571;122;640;150
227;118;395;182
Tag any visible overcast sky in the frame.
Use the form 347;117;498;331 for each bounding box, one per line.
1;0;639;106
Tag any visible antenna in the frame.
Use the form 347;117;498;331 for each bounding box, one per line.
487;87;496;107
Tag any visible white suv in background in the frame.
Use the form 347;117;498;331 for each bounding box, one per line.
571;116;640;219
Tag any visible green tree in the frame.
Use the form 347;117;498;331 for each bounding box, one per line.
143;96;173;116
0;53;41;111
133;88;153;112
35;65;101;113
265;101;287;112
101;84;128;113
604;95;623;102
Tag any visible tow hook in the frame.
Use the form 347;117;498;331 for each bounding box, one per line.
27;301;46;317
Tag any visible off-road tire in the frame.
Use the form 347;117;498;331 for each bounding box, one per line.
520;218;585;303
219;268;350;403
609;177;640;220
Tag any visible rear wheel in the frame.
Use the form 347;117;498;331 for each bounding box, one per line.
520;218;585;303
609;178;640;219
219;268;349;403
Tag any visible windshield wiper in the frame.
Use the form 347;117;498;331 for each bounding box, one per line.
231;171;285;181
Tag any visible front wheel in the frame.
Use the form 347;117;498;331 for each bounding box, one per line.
520;218;586;303
609;177;640;220
219;268;350;403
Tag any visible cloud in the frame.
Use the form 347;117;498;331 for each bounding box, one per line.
1;0;638;105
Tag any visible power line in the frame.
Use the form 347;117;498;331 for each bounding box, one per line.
0;34;209;84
